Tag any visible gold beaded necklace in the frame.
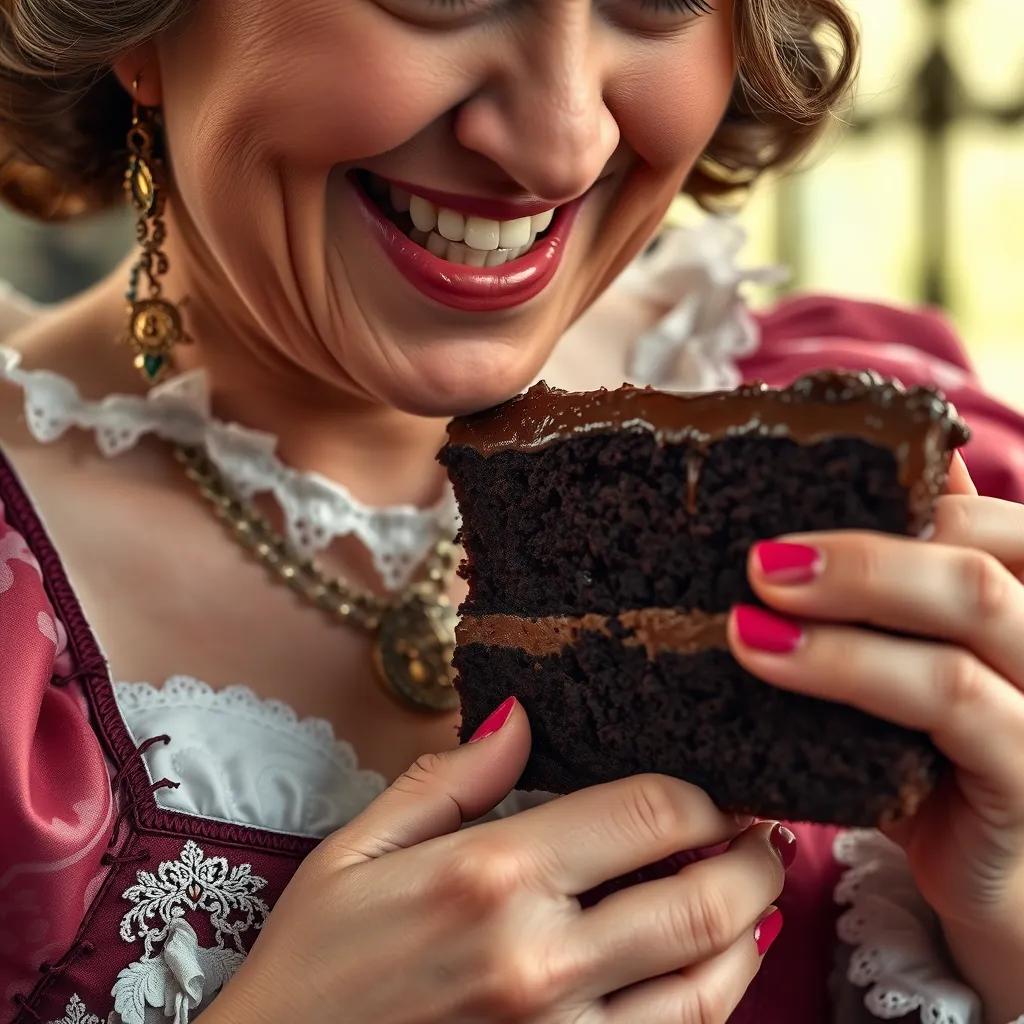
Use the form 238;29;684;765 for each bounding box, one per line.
173;444;461;714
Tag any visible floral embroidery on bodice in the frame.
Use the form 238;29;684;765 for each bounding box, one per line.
111;841;267;1024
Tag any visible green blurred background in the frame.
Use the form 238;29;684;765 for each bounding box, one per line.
1;0;1021;408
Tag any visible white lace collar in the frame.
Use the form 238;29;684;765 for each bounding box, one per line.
0;345;458;590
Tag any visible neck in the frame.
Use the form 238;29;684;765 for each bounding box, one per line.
171;307;452;510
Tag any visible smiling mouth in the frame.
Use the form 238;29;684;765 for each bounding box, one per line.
353;169;558;269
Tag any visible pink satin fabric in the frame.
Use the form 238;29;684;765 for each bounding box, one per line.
0;494;113;1007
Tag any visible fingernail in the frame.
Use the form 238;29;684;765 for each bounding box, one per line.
769;823;798;870
733;812;757;829
753;542;822;584
468;696;517;743
734;605;804;654
755;908;784;956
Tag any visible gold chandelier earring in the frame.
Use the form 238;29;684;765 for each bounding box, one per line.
120;77;191;385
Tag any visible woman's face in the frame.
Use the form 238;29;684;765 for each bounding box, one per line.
146;0;736;416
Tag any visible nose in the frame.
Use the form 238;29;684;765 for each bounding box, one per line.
453;13;620;205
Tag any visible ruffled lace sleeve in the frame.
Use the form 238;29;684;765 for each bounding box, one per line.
616;213;790;392
831;829;1020;1024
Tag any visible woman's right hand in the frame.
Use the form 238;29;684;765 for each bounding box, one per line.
210;698;791;1024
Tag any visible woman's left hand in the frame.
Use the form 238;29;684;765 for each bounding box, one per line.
729;454;1024;1019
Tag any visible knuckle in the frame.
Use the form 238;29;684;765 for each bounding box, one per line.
666;885;736;956
396;751;448;792
960;550;1011;621
936;651;987;713
846;537;884;595
933;495;973;542
621;775;685;846
479;951;558;1018
679;983;733;1024
434;841;523;916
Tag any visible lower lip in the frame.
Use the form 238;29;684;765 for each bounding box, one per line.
349;172;587;313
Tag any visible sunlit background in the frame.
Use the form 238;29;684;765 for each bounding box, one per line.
1;0;1021;408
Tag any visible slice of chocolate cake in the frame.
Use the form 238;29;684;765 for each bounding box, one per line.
439;370;970;827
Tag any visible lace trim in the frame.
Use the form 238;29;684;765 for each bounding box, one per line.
0;344;457;590
619;214;788;392
114;675;389;793
833;829;987;1024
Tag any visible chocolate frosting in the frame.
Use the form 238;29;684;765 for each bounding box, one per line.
457;609;729;659
444;370;971;534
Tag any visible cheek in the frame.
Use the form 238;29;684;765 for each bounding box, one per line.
610;24;737;169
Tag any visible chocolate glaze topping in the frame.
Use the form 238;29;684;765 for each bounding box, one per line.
457;609;729;659
444;370;971;534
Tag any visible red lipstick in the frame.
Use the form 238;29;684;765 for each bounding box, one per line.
348;172;589;313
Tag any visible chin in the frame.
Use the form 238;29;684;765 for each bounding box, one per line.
376;340;547;419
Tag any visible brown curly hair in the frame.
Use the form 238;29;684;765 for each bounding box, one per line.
0;0;859;221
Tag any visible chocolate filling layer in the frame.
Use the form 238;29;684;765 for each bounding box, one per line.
457;609;729;659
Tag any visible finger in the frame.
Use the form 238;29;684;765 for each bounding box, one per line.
946;451;979;497
572;821;790;997
601;907;780;1024
729;610;1024;802
481;773;746;894
328;697;530;866
930;494;1024;577
747;532;1024;687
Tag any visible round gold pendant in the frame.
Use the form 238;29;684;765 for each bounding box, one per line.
374;597;460;713
129;297;183;351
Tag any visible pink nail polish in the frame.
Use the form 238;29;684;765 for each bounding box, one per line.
754;542;822;583
468;696;517;743
769;823;798;870
755;908;784;956
734;605;803;655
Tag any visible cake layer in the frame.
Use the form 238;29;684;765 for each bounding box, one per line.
454;632;941;827
445;433;913;617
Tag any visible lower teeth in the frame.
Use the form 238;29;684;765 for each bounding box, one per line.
407;227;536;266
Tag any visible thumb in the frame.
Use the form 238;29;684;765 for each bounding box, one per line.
330;697;530;864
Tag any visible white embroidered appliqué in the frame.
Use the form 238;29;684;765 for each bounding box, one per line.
833;829;983;1024
111;840;268;1024
46;994;101;1024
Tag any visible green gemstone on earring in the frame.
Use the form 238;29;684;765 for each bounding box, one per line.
142;354;166;380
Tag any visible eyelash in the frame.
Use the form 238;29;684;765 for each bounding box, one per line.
427;0;714;13
640;0;714;12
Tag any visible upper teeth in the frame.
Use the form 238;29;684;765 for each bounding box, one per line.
390;184;555;252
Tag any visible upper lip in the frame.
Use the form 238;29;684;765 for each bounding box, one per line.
357;170;593;221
